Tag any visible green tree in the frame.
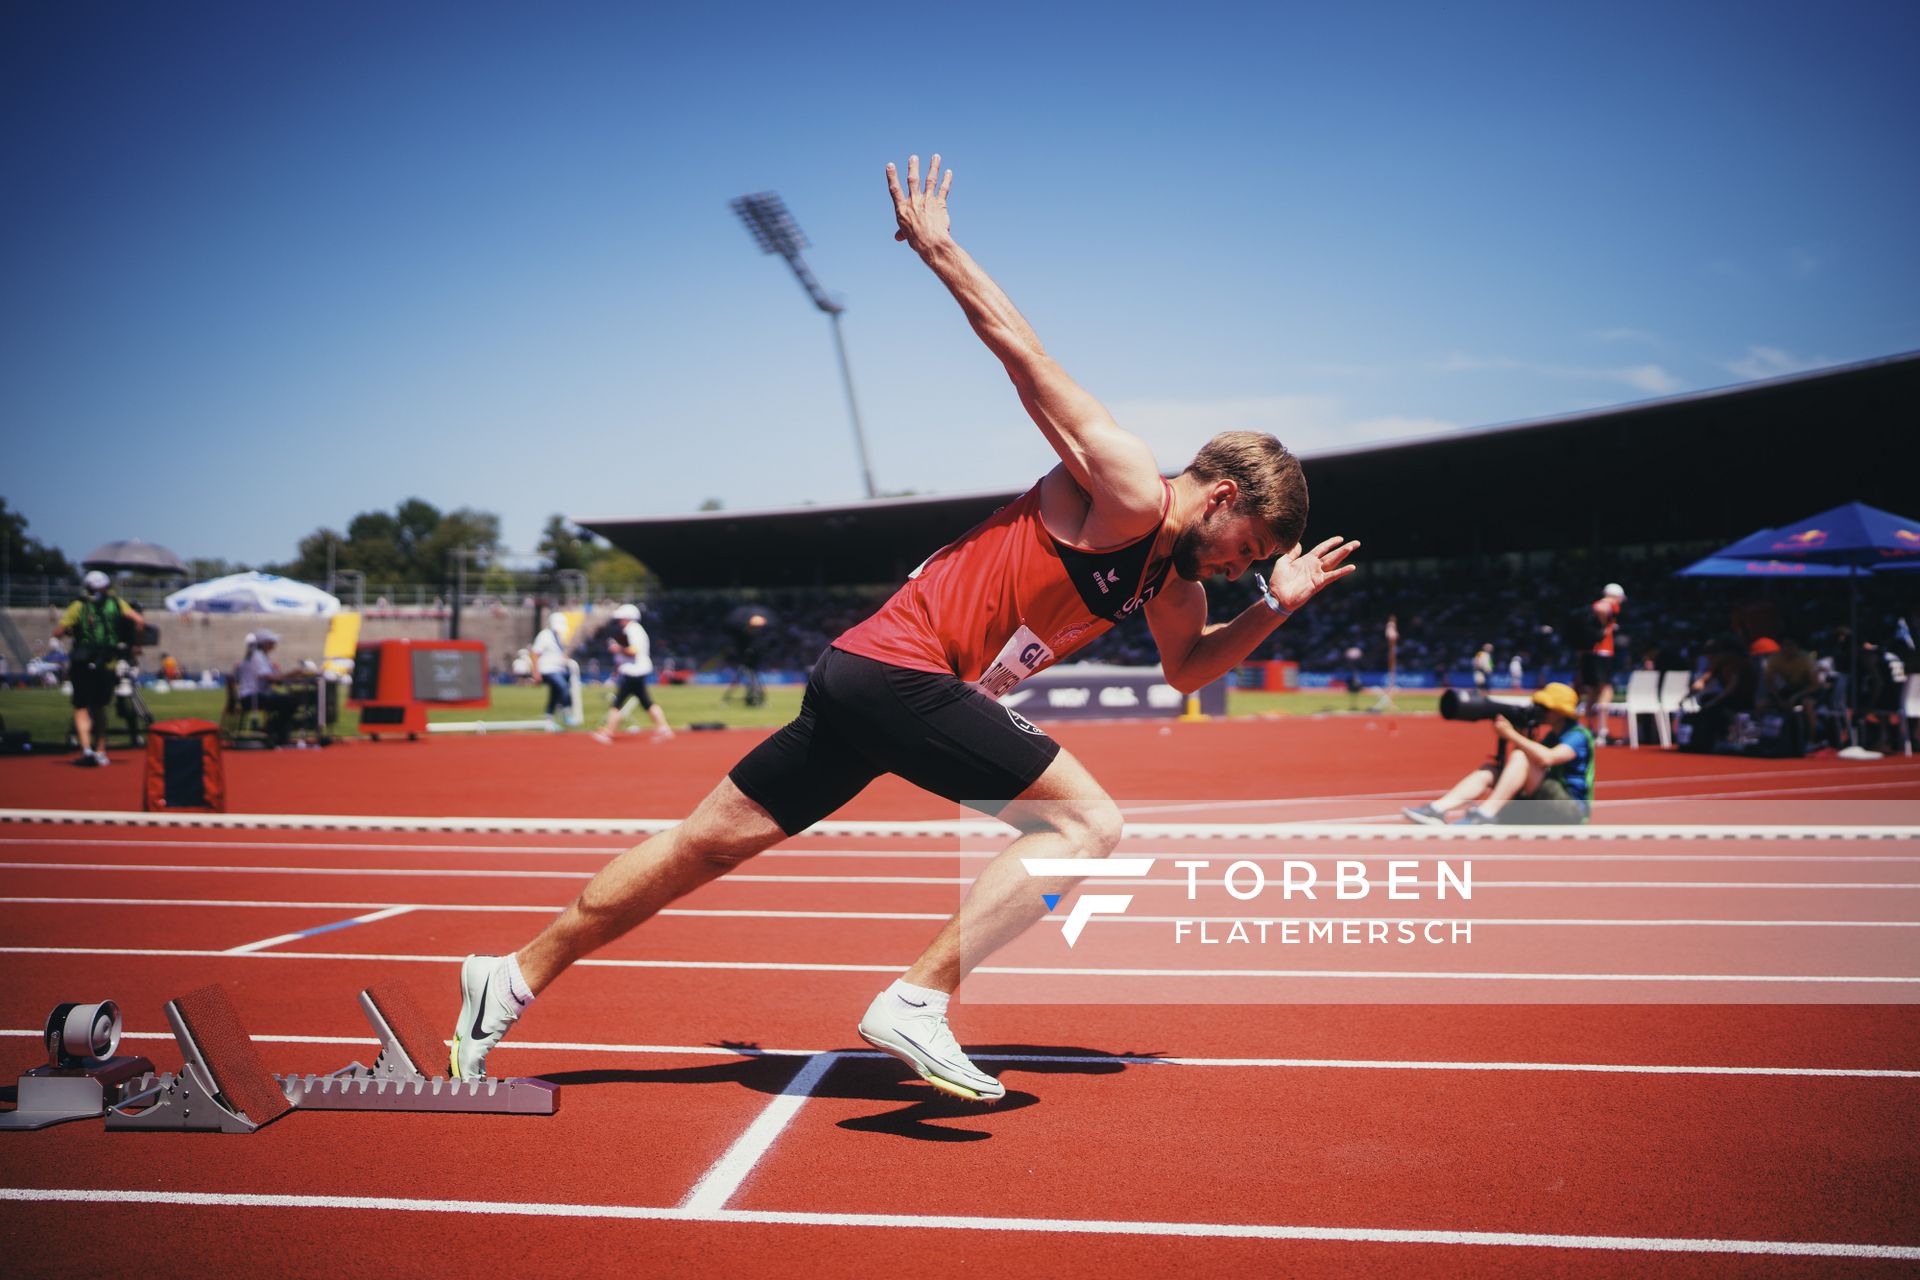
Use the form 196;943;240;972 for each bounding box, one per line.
479;562;519;596
187;556;250;579
0;498;76;580
536;515;586;572
276;499;506;586
280;529;347;582
392;498;445;577
583;546;655;594
420;507;501;584
341;511;409;582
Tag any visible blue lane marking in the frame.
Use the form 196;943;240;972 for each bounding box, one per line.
287;914;383;940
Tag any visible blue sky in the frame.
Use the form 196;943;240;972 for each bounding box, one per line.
4;0;1916;568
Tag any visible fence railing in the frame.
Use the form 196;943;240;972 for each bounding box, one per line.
0;578;668;612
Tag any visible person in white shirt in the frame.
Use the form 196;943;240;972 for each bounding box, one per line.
531;612;576;726
593;604;672;742
235;630;298;745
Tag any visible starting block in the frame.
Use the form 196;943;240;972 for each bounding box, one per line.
1;980;558;1133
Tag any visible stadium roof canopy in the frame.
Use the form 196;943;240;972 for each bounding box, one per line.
578;351;1920;589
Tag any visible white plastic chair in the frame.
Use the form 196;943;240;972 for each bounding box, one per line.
1613;668;1666;748
1658;670;1690;728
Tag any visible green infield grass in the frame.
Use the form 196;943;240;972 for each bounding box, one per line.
0;679;1437;749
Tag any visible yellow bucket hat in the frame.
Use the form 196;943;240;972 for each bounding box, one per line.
1531;682;1580;719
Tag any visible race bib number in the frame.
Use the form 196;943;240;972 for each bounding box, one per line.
976;625;1054;699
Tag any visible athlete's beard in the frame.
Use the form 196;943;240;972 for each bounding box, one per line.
1170;510;1215;581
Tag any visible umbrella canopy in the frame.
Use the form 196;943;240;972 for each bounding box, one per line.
1675;550;1852;579
1708;501;1920;568
164;571;341;616
81;539;189;576
1674;556;1854;578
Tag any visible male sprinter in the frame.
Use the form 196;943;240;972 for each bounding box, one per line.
454;154;1360;1100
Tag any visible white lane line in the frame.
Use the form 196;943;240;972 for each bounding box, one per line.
680;1052;843;1213
222;905;416;955
1117;760;1920;814
0;898;952;921
5;1028;1910;1078
1603;779;1920;806
0;1189;1914;1258
10;834;1920;865
0;861;954;884
775;855;1920;867
14;836;1920;864
4;946;1915;983
0;860;594;880
1095;916;1920;927
6;861;1918;889
5;809;1917;839
0;837;630;856
5;897;1914;928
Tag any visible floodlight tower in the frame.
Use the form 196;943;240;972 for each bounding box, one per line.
731;191;877;499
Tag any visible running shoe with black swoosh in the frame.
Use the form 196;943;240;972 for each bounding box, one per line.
452;954;524;1080
857;990;1005;1102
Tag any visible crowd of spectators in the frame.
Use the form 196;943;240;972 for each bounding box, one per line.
586;548;1917;699
569;588;887;679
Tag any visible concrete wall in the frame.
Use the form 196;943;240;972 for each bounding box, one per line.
5;606;540;677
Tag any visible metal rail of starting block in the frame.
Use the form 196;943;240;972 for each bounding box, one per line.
280;988;559;1115
3;983;557;1133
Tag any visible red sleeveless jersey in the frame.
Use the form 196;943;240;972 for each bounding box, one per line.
1591;598;1620;657
835;477;1175;692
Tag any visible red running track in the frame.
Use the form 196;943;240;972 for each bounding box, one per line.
3;718;1919;1275
4;713;1918;821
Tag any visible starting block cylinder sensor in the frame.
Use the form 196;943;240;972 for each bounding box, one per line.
46;1001;122;1066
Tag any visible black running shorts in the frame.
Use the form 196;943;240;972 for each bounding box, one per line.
613;674;654;711
729;646;1062;836
69;661;115;709
1577;651;1614;689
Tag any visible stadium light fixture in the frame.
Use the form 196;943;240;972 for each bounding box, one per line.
731;191;877;500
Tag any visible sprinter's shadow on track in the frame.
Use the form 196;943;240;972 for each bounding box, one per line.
538;1041;1157;1143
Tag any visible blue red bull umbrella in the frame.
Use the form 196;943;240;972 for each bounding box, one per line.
1674;545;1851;579
1709;501;1920;568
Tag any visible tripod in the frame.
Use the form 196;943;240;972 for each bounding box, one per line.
722;660;765;707
113;669;154;746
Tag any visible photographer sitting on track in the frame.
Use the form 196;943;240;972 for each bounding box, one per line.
1402;682;1594;826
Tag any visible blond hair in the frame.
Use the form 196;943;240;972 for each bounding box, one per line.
1182;432;1309;549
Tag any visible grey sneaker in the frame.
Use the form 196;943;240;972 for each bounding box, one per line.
1452;806;1496;826
1401;803;1444;825
857;990;1005;1102
452;954;526;1080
